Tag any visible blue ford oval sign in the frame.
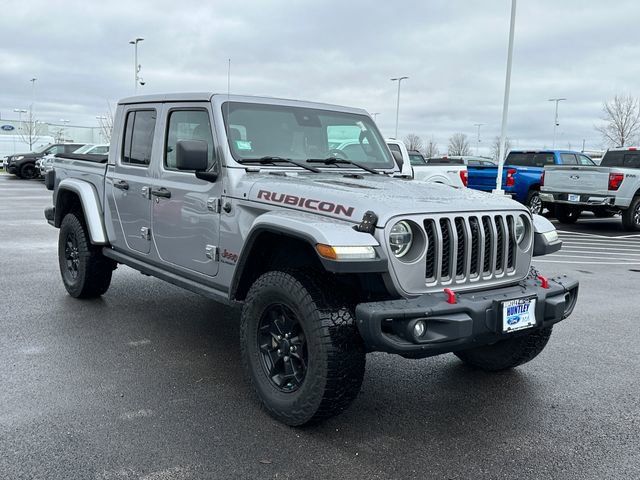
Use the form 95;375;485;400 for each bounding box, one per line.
1;125;15;131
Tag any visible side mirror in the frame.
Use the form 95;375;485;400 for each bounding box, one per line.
391;150;404;171
176;140;209;171
532;214;562;256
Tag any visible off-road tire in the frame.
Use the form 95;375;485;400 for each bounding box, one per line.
58;211;115;298
240;270;366;426
621;196;640;231
526;190;543;215
555;205;581;224
20;163;37;180
455;327;553;371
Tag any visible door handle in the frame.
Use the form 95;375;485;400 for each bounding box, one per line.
151;187;172;199
113;180;129;190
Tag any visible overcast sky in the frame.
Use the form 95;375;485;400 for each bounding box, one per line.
2;0;639;154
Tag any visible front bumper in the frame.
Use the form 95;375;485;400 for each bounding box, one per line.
355;276;578;358
540;191;616;207
6;164;17;174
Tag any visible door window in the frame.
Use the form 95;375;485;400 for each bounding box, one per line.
560;153;578;165
578;154;595;166
165;110;216;170
122;110;156;166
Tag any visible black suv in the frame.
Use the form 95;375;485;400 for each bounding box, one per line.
5;143;83;179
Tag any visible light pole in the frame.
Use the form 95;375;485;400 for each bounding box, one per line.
13;108;27;127
473;123;485;155
494;0;517;195
59;119;70;142
548;98;566;149
29;77;37;110
129;37;144;93
390;76;408;139
371;112;380;123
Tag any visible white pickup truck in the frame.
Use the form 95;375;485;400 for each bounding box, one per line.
386;139;467;187
541;147;640;230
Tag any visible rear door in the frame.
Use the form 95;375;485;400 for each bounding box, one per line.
150;104;221;277
108;107;159;254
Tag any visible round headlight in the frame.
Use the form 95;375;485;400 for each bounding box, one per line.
515;215;527;244
389;220;413;258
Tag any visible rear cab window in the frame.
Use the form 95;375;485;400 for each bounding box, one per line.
122;110;156;166
408;153;427;166
600;150;640;168
506;152;555;167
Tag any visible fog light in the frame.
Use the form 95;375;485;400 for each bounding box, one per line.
413;320;426;338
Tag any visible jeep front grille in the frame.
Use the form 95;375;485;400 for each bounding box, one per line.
423;214;518;287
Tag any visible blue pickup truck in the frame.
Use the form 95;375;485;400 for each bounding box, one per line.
467;150;596;214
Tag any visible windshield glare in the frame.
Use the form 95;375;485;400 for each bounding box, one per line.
222;102;394;169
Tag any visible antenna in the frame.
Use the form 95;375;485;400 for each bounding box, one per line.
226;58;231;151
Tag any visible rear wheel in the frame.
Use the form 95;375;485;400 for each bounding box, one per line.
58;212;115;298
622;196;640;231
555;205;581;224
20;163;37;179
240;270;366;426
526;190;543;215
455;327;553;371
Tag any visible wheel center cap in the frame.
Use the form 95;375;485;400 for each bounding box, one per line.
279;339;291;354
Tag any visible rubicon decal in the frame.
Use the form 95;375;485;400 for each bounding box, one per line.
257;190;355;217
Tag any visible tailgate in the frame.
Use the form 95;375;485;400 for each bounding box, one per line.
467;166;499;191
543;166;610;194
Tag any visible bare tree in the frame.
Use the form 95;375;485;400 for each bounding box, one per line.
595;94;640;147
491;136;513;161
18;109;45;150
448;133;471;156
424;137;439;158
96;101;115;142
403;133;424;152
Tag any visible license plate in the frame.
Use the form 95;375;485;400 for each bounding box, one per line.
568;194;580;202
502;297;537;333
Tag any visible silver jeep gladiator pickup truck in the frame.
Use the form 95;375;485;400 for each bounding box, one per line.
44;92;578;426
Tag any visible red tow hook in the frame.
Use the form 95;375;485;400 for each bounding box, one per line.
537;275;549;289
443;288;457;304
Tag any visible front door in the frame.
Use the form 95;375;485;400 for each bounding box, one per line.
151;105;221;276
109;107;158;254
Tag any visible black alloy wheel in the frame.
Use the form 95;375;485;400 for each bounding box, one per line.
257;304;308;393
64;231;80;281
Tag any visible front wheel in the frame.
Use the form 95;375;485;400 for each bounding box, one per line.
58;212;115;298
240;270;366;426
455;327;553;371
20;163;38;179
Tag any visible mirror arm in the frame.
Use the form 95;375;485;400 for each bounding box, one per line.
195;171;218;182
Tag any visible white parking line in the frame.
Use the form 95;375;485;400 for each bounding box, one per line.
535;230;640;265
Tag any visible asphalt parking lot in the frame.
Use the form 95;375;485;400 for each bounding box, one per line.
1;173;638;480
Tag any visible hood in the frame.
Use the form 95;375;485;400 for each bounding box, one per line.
240;172;526;226
10;152;39;159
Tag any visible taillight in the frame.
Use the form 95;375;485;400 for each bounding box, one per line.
505;168;516;187
540;171;545;187
459;169;468;187
608;172;624;191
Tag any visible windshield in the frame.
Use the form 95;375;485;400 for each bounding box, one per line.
222;102;394;169
73;144;96;154
35;144;54;154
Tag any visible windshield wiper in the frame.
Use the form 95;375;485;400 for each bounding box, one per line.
238;156;320;173
306;157;386;175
